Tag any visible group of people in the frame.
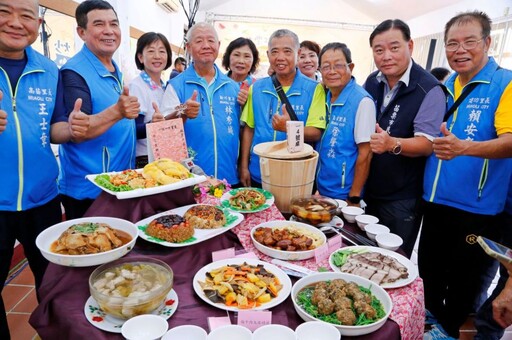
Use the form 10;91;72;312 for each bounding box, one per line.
0;0;511;339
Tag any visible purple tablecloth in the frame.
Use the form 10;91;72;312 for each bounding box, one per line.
29;189;401;339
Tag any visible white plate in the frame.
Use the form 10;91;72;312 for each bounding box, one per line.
86;169;207;199
84;289;178;333
250;220;326;260
136;204;244;247
192;258;292;311
329;245;418;289
219;187;274;213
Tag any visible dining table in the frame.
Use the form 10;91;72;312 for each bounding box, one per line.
29;187;425;339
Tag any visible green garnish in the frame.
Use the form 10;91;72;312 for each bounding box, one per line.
331;249;366;267
71;223;99;234
94;174;132;192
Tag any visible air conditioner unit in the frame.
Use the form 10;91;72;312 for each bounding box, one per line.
156;0;179;13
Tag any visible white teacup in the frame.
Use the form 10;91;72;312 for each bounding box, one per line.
162;325;207;340
121;314;168;340
296;321;340;340
252;324;296;340
207;325;252;340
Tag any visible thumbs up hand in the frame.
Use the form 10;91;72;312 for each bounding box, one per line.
433;122;465;160
370;123;393;154
271;104;290;132
151;102;164;123
184;90;200;119
68;98;90;140
117;86;140;119
0;91;6;135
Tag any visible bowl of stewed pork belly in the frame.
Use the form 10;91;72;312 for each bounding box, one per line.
291;272;392;336
36;216;138;267
89;257;173;319
251;221;327;260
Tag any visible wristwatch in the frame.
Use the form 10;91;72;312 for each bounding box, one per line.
390;138;402;155
347;196;361;204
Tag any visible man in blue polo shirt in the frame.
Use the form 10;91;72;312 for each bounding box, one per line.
59;0;141;219
0;0;89;338
161;22;240;185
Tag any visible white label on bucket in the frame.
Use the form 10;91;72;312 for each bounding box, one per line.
286;121;304;153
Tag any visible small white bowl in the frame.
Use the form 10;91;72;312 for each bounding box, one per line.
364;223;390;241
341;206;364;223
253;324;296;340
121;314;168;340
296;321;340;340
355;214;379;230
335;199;348;212
162;325;207;340
207;325;252;340
376;232;403;251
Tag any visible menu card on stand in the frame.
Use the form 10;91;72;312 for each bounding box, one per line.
146;118;188;162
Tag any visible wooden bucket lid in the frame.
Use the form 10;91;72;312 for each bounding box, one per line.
253;141;314;159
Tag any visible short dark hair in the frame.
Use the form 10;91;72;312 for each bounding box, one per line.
76;0;117;29
300;40;321;56
221;37;260;74
174;57;186;67
134;32;173;71
430;67;451;81
369;19;411;46
444;11;491;42
319;42;352;65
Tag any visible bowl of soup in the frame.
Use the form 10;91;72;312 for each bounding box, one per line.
290;195;338;226
89;257;173;319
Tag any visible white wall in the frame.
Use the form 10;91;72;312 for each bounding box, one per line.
71;0;189;81
408;0;512;38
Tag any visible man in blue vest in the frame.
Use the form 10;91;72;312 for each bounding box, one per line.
420;11;512;339
59;0;141;219
161;22;240;186
363;19;445;258
239;29;326;188
0;0;90;338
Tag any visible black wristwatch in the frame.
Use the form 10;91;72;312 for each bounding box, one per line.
347;196;361;204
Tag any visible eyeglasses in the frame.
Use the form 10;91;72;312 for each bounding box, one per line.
445;38;484;52
320;63;350;73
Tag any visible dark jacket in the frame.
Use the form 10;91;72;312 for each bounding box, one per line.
364;61;440;200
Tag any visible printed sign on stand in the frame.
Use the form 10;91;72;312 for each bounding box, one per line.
147;118;188;162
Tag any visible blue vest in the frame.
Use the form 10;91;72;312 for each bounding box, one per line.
170;64;240;184
316;78;372;199
59;45;136;200
364;62;440;200
423;57;512;215
0;47;60;211
249;71;319;183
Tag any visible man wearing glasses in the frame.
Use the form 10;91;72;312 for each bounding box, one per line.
363;19;445;258
419;11;512;339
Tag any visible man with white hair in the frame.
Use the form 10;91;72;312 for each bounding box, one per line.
239;29;326;187
161;22;240;185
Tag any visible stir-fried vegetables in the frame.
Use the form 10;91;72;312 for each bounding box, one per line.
198;262;282;309
228;189;266;210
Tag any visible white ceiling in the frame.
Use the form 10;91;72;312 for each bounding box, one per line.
197;0;466;23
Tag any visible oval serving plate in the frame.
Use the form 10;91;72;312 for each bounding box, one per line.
329;245;418;289
136;204;244;248
250;220;326;261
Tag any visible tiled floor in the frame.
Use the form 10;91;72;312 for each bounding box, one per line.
3;261;38;340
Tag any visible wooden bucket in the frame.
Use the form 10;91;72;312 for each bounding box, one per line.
255;141;318;213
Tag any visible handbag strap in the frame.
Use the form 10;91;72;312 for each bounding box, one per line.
443;82;479;122
271;74;299;121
